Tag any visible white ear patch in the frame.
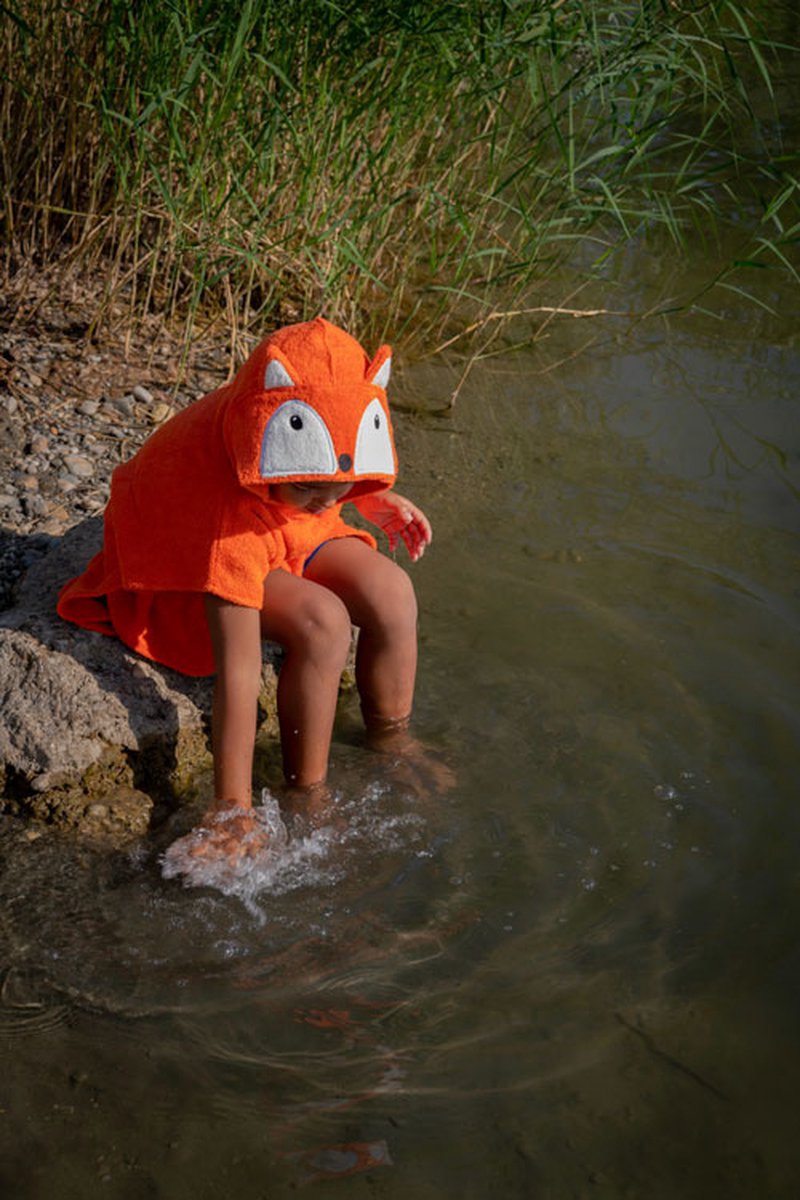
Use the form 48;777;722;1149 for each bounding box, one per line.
370;356;391;390
260;400;337;477
354;398;394;476
264;359;296;390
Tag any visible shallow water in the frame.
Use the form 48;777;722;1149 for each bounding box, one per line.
1;264;799;1196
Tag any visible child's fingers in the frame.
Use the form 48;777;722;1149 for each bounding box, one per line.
399;523;426;561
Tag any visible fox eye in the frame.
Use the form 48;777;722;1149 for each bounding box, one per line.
354;398;394;475
260;400;337;477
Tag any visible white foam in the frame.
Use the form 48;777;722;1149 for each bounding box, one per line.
160;784;430;921
161;792;343;918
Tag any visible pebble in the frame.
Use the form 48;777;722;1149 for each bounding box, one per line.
4;396;18;415
78;400;99;416
30;435;50;454
110;395;135;417
62;454;95;478
132;384;153;404
40;503;70;532
22;494;47;516
149;401;171;423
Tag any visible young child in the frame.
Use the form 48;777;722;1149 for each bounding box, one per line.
57;317;434;856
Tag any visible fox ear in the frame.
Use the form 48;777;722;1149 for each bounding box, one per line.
264;358;296;389
367;346;392;390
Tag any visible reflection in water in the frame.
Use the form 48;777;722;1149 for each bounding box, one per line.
1;283;799;1196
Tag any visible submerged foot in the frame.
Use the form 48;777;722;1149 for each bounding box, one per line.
279;781;344;836
365;719;455;795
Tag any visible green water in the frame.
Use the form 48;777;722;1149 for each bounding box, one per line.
1;269;799;1197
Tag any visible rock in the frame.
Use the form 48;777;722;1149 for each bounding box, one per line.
0;518;283;841
61;454;94;478
109;395;135;417
39;503;71;536
149;402;171;424
132;385;153;404
78;400;99;417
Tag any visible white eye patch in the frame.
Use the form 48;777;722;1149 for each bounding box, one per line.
259;400;337;477
354;398;394;475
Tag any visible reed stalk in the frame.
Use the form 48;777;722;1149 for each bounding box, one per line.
1;0;797;352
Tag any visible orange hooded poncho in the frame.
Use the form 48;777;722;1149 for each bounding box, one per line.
57;318;398;676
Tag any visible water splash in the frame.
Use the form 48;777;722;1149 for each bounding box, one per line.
161;791;343;919
159;784;428;921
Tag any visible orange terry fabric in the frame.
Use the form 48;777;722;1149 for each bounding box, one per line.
57;318;398;676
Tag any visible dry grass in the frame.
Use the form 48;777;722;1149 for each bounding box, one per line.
1;0;797;359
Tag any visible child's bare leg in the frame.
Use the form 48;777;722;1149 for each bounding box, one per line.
303;538;418;736
260;568;353;789
305;539;454;791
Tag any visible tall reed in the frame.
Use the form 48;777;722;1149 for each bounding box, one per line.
1;0;797;351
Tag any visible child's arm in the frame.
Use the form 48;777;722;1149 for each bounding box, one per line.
350;490;432;562
204;595;263;809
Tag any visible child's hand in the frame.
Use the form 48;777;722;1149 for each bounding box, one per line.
352;491;432;562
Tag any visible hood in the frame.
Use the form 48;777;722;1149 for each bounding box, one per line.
221;316;397;501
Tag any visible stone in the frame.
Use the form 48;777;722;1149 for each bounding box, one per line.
111;395;135;417
132;385;154;404
0;518;283;840
78;400;99;417
62;454;94;478
149;402;171;424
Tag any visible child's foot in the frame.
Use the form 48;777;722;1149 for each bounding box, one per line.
365;718;455;794
280;781;340;834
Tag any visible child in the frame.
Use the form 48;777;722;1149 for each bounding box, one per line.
58;317;435;857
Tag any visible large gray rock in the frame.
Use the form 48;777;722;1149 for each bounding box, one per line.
0;519;282;840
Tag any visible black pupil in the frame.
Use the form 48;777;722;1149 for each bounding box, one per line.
374;414;380;429
290;414;303;430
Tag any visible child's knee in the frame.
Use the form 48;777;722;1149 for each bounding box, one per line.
293;591;352;663
371;561;418;635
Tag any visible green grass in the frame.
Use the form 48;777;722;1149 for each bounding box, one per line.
1;0;798;353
